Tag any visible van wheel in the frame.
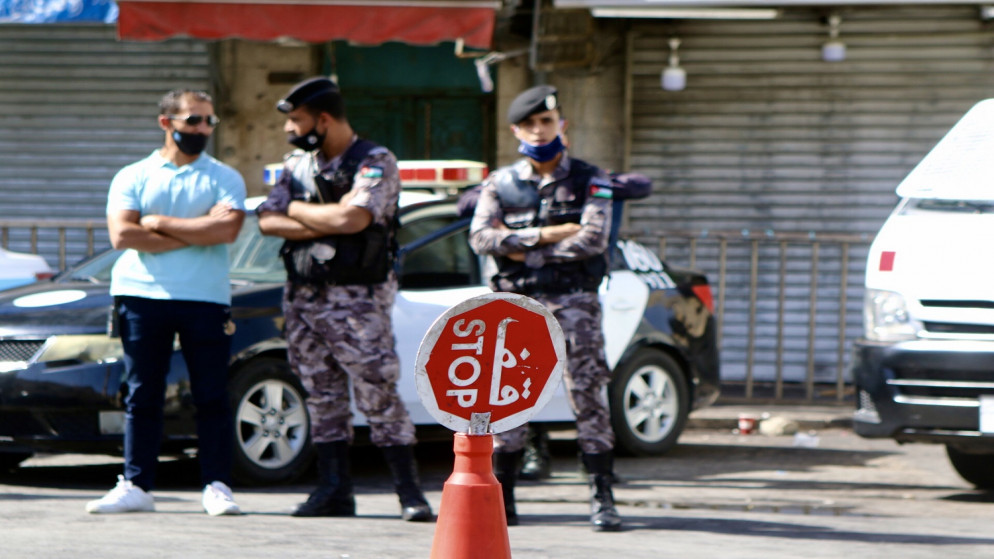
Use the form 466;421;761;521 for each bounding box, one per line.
946;445;994;489
609;349;689;456
229;357;312;485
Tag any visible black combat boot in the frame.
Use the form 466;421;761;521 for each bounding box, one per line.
580;452;622;532
493;450;523;526
292;441;356;517
519;426;551;481
380;445;433;522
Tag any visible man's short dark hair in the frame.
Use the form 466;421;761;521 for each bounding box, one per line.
159;89;213;115
304;92;346;121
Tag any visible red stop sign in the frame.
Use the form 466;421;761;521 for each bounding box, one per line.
415;293;566;433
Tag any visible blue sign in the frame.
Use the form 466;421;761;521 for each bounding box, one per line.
0;0;118;23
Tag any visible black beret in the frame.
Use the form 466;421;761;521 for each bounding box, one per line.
277;77;339;113
507;85;559;124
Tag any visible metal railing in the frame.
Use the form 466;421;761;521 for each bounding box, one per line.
622;227;872;405
1;219;106;270
2;219;871;405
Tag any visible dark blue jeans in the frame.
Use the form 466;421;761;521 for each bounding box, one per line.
118;296;234;491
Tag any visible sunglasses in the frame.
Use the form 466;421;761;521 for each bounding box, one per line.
168;114;221;127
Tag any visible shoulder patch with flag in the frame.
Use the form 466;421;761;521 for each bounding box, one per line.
359;165;383;179
589;178;613;199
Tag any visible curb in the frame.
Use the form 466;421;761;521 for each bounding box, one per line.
686;415;853;432
686;406;854;433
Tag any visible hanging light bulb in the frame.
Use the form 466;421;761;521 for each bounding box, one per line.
822;13;846;62
661;37;686;91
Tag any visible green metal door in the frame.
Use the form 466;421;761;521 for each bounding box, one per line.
331;42;494;165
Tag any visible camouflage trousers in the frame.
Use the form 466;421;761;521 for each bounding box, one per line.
494;291;615;454
283;280;417;446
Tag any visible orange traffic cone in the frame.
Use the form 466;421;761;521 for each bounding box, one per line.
430;433;512;559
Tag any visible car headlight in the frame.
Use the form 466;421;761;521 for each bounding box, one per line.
863;288;922;342
35;335;124;365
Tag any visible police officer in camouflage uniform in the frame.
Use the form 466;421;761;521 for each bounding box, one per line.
257;77;431;522
469;85;622;532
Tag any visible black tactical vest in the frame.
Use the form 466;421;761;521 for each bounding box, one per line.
490;158;608;295
279;139;397;285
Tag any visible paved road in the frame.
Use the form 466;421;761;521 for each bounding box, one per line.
2;425;993;559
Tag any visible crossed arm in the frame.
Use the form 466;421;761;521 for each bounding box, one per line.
257;200;372;241
504;223;580;261
469;183;592;262
107;203;246;253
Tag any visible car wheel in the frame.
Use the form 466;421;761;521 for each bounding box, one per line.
946;445;994;489
609;348;689;456
229;357;312;485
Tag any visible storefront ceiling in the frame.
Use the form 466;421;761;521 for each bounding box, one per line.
115;0;498;47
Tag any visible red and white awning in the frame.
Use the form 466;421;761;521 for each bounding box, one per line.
116;0;497;48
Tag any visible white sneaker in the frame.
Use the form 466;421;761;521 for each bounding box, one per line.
202;481;241;516
85;475;155;514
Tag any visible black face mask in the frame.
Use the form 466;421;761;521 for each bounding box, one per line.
172;130;209;155
288;126;325;151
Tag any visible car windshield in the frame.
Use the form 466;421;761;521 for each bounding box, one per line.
228;220;287;283
62;215;287;285
905;198;994;214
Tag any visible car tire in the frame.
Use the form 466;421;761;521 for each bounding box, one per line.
609;348;689;456
946;445;994;489
229;357;312;485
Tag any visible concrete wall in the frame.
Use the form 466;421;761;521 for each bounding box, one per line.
213;40;320;197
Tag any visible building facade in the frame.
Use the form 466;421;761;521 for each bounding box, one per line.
4;1;994;390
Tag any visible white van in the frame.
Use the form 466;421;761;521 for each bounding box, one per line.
852;98;994;488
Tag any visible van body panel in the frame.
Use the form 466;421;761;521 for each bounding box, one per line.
867;209;994;315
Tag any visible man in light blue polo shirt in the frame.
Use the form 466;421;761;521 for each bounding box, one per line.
86;89;247;517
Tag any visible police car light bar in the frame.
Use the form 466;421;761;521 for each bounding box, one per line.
398;160;488;194
262;160;488;192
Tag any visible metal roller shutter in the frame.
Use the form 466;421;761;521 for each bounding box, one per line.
0;23;210;262
625;5;994;389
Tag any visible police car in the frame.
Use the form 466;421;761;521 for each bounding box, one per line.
853;99;994;489
0;161;719;485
